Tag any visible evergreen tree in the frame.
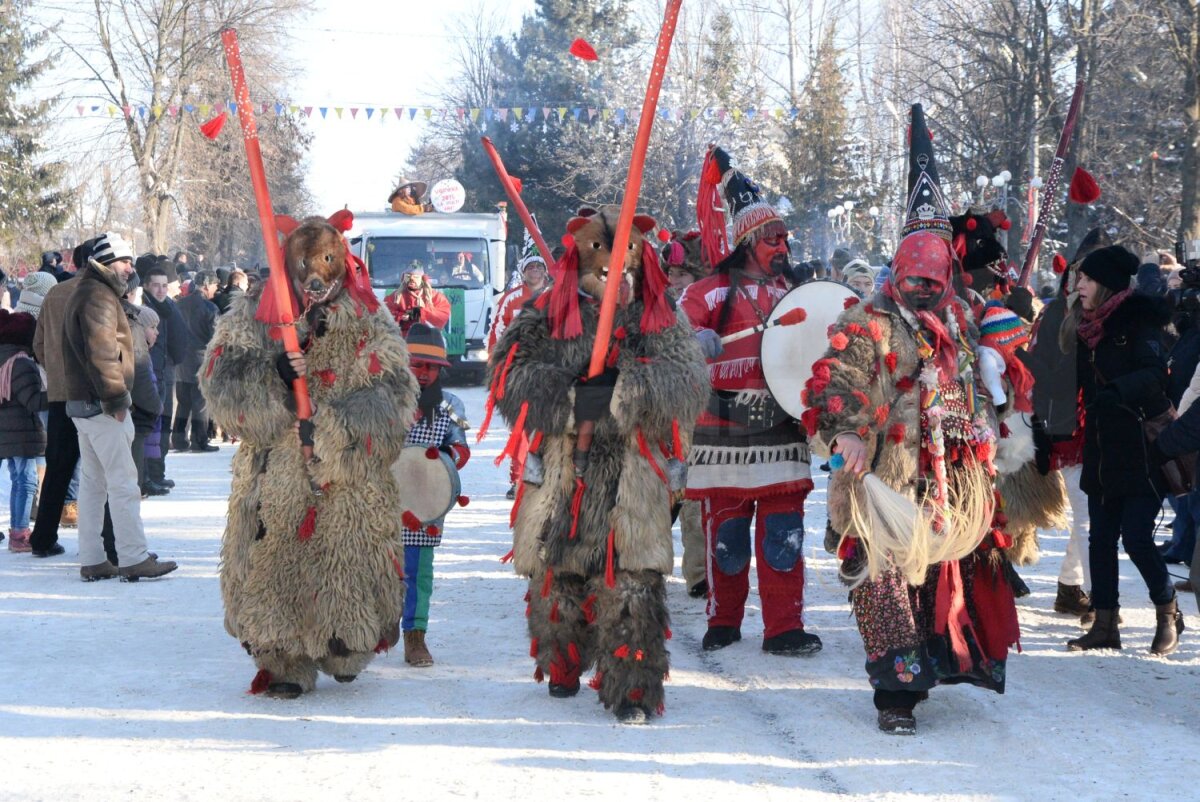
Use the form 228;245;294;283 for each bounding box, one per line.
773;24;857;263
454;0;640;248
0;0;72;251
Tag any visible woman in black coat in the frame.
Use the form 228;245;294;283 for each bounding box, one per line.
1066;245;1185;655
0;310;48;552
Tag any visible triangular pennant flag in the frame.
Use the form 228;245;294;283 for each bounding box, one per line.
319;107;328;118
365;107;375;119
484;108;494;122
789;107;799;119
152;105;163;118
526;108;536;122
122;105;131;118
167;105;178;116
108;105;117;117
774;108;784;120
90;105;99;112
303;106;313;117
615;109;625;124
395;107;404;118
184;104;195;113
731;109;743;122
408;108;418;120
457;108;465;120
350;108;359;119
289;105;298;114
717;108;727;122
199;104;211;117
423;108;432;120
512;107;522;120
229;103;237;113
542;107;551;120
470;108;481;122
572;108;582;121
745;108;756;120
379;108;389;120
334;107;344;119
601;109;611;121
557;107;567;121
76;105;84;115
138;106;147;118
690;108;701;120
498;108;508;122
275;103;284;115
588;108;597;120
261;102;269;114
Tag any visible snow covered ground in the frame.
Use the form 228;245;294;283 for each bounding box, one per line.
2;385;1197;801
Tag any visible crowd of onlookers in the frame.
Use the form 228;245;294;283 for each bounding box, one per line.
0;237;263;581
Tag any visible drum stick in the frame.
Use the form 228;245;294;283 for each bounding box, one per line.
718;307;807;345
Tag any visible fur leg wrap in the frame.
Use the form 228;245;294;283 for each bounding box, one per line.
527;570;593;683
252;648;319;693
588;570;670;714
316;650;376;679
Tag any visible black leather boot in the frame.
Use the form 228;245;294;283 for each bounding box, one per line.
1053;582;1091;616
1067;608;1121;651
1150;597;1185;656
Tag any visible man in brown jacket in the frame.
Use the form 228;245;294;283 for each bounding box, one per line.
63;232;176;582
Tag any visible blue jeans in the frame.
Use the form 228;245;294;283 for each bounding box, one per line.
1165;490;1199;563
8;457;38;530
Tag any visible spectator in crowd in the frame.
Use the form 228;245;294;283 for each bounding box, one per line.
134;306;167;495
829;247;853;282
16;272;57;319
143;265;187;490
28;240;92;559
1135;262;1167;297
62;232;176;581
214;268;247;314
842;259;876;297
172;269;220;453
386;264;451;335
448;252;485;283
1063;245;1183;655
0;310;48;552
40;251;63;282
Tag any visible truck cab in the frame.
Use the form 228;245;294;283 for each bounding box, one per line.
348;208;507;383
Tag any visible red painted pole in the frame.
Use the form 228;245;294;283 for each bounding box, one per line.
586;0;683;378
481;137;555;268
1018;80;1085;288
220;29;314;439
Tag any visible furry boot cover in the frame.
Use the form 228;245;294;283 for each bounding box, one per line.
997;464;1067;566
252;649;319;695
527;569;593;688
588;570;670;716
317;649;376;681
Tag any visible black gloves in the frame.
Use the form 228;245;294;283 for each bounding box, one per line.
404;307;421;322
276;351;300;386
574;368;619;423
1007;286;1035;322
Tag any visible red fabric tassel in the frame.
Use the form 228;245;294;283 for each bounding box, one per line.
494;401;529;467
530;637;539;658
476;394;496;444
934;560;983;673
613;644;630;659
248;668;271;694
581;594;597;624
373;638;389;654
697;149;730;267
540;566;554;598
636;428;668;485
368;352;382;375
664;627;672;640
972;560;1021;659
495;343;519;401
568;37;598;61
510;470;527;528
389;550;404;578
568;478;586;540
199;111;227;140
567;642;581;665
402;511;422;530
255;251;301;338
499;549;514;563
545;245;583;340
628;688;644;702
365;434;372;456
205;345;224;378
297;506;317;541
605;529;616;588
549;601;560;623
533;666;544;683
638;243;675;335
671;420;684;461
588;671;604;690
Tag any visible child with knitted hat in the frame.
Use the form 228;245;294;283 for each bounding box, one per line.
977;301;1033;411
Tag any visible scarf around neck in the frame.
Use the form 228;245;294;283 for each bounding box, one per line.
1077;288;1132;349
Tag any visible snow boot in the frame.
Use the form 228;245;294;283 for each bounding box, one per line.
7;528;32;553
1150;598;1185;656
687;579;708;599
118;555;178;581
877;708;916;735
702;625;741;651
548;680;580;698
762;628;823;656
404;629;434;667
1054;583;1091;616
80;560;119;581
265;682;304;699
615;702;650;725
1067;608;1121;651
60;501;78;528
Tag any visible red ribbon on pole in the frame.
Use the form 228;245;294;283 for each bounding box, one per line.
586;0;683;378
480;137;555;268
220;29;315;448
1018;80;1085;288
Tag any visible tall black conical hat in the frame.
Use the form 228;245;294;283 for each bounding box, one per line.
901;104;952;240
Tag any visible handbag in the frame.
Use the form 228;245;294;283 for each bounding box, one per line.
1141;405;1197;497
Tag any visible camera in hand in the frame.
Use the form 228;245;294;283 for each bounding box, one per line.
1174;239;1200;313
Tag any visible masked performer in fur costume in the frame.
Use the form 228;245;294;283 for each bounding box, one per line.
201;210;419;698
679;146;821;656
805;106;1020;735
487;206;707;724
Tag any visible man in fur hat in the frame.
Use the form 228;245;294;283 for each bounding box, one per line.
680;146;821;656
200;210;419;698
488;206;707;724
805;106;1019;735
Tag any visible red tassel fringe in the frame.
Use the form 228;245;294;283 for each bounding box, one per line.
636;428;668;485
671;420;683;461
248;669;271;695
581;594;597;625
297;506;317;541
568;478;586;540
540;566;554;599
605;529;616;588
494;401;528;467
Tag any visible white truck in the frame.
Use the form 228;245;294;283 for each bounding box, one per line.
347;207;508;382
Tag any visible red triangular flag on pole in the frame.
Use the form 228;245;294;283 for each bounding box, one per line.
199;111;227;140
569;38;598;61
1068;167;1101;204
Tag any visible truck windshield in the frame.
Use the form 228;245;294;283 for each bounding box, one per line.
365;237;489;289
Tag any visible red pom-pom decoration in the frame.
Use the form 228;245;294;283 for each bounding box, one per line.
999;219;1012;231
561;234;574;248
1068;167;1101;204
425;446;439;460
1053;254;1068;275
457;495;470;507
657;229;671;242
965;218;978;231
199;111;227;140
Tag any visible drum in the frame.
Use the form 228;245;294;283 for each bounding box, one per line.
392;446;462;526
761;280;859;421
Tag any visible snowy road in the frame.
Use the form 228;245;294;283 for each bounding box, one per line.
2;385;1197;801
